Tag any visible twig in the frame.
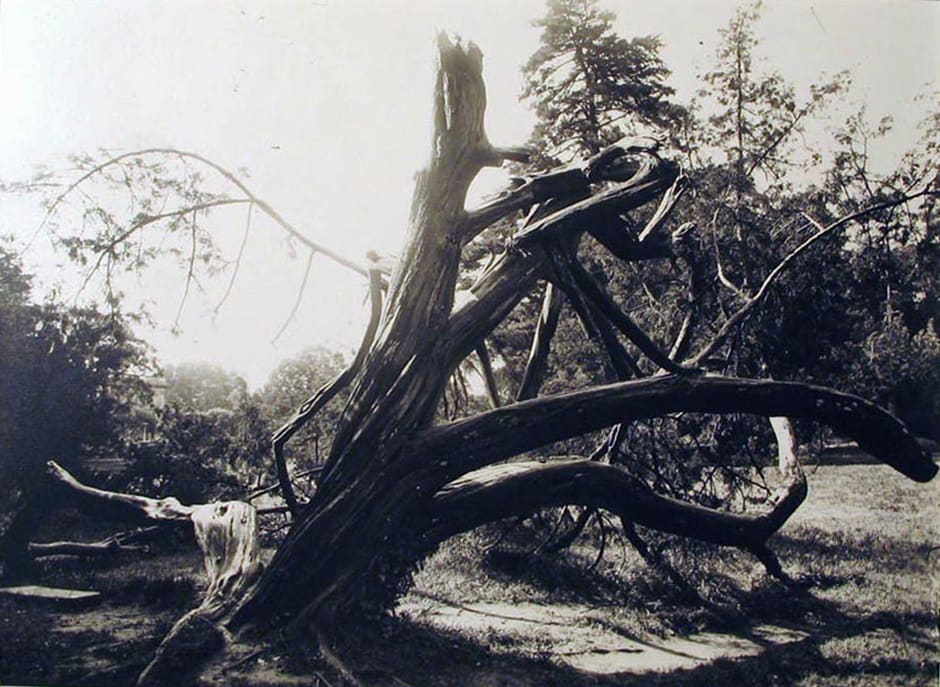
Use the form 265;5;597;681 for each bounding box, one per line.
174;211;199;329
271;247;316;344
214;201;254;316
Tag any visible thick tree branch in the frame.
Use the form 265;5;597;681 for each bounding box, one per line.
426;457;803;549
546;251;641;381
561;250;693;374
637;174;687;243
48;460;194;524
511;154;679;249
462;166;591;242
426;418;801;570
443;158;680;374
409;375;936;489
517;282;564;400
474;342;501;408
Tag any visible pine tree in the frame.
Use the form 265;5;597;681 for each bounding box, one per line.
522;0;683;161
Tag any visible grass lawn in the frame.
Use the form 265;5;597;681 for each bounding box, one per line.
0;463;935;686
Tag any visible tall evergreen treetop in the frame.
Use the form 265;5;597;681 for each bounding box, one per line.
522;0;683;161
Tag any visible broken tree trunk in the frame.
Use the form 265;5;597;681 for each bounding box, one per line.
48;34;935;685
223;38;934;643
46;463;264;610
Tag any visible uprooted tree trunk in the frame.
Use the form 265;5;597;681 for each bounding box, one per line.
46;34;936;685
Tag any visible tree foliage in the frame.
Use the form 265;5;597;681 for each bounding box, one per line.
522;0;683;161
0;240;150;578
164;362;248;411
120;401;270;503
507;0;940;527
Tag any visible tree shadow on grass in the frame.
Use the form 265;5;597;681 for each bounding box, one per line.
6;523;933;687
363;524;936;686
772;528;934;575
322;591;935;687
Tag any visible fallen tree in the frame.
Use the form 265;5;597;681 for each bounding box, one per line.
26;34;937;686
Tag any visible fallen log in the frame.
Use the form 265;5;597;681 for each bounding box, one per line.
28;540;148;558
29;525;164;559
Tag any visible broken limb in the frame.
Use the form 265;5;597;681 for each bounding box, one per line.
45;461;264;686
46;463;262;605
409;375;935;488
271;267;384;516
28;526;161;558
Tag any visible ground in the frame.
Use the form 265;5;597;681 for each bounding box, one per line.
0;463;936;686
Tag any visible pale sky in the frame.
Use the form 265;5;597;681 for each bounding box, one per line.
0;0;936;387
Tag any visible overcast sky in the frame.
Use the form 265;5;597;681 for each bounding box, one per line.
1;0;937;387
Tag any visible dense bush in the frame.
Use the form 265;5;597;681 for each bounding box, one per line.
118;401;272;504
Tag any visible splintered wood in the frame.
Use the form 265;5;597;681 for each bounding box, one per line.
45;461;263;612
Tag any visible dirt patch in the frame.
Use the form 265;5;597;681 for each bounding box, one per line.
399;595;809;675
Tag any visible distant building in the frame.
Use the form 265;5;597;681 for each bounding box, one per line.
149;375;168;411
86;374;168;475
132;375;168;444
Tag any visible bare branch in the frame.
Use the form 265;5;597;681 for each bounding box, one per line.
29;526;163;558
174;211;199;329
246;466;324;503
712;223;750;301
690;189;937;365
409;375;936;488
214;201;255;316
271;269;384;515
489;146;533;164
73;198;249;300
40;147;371;277
271;248;316;344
